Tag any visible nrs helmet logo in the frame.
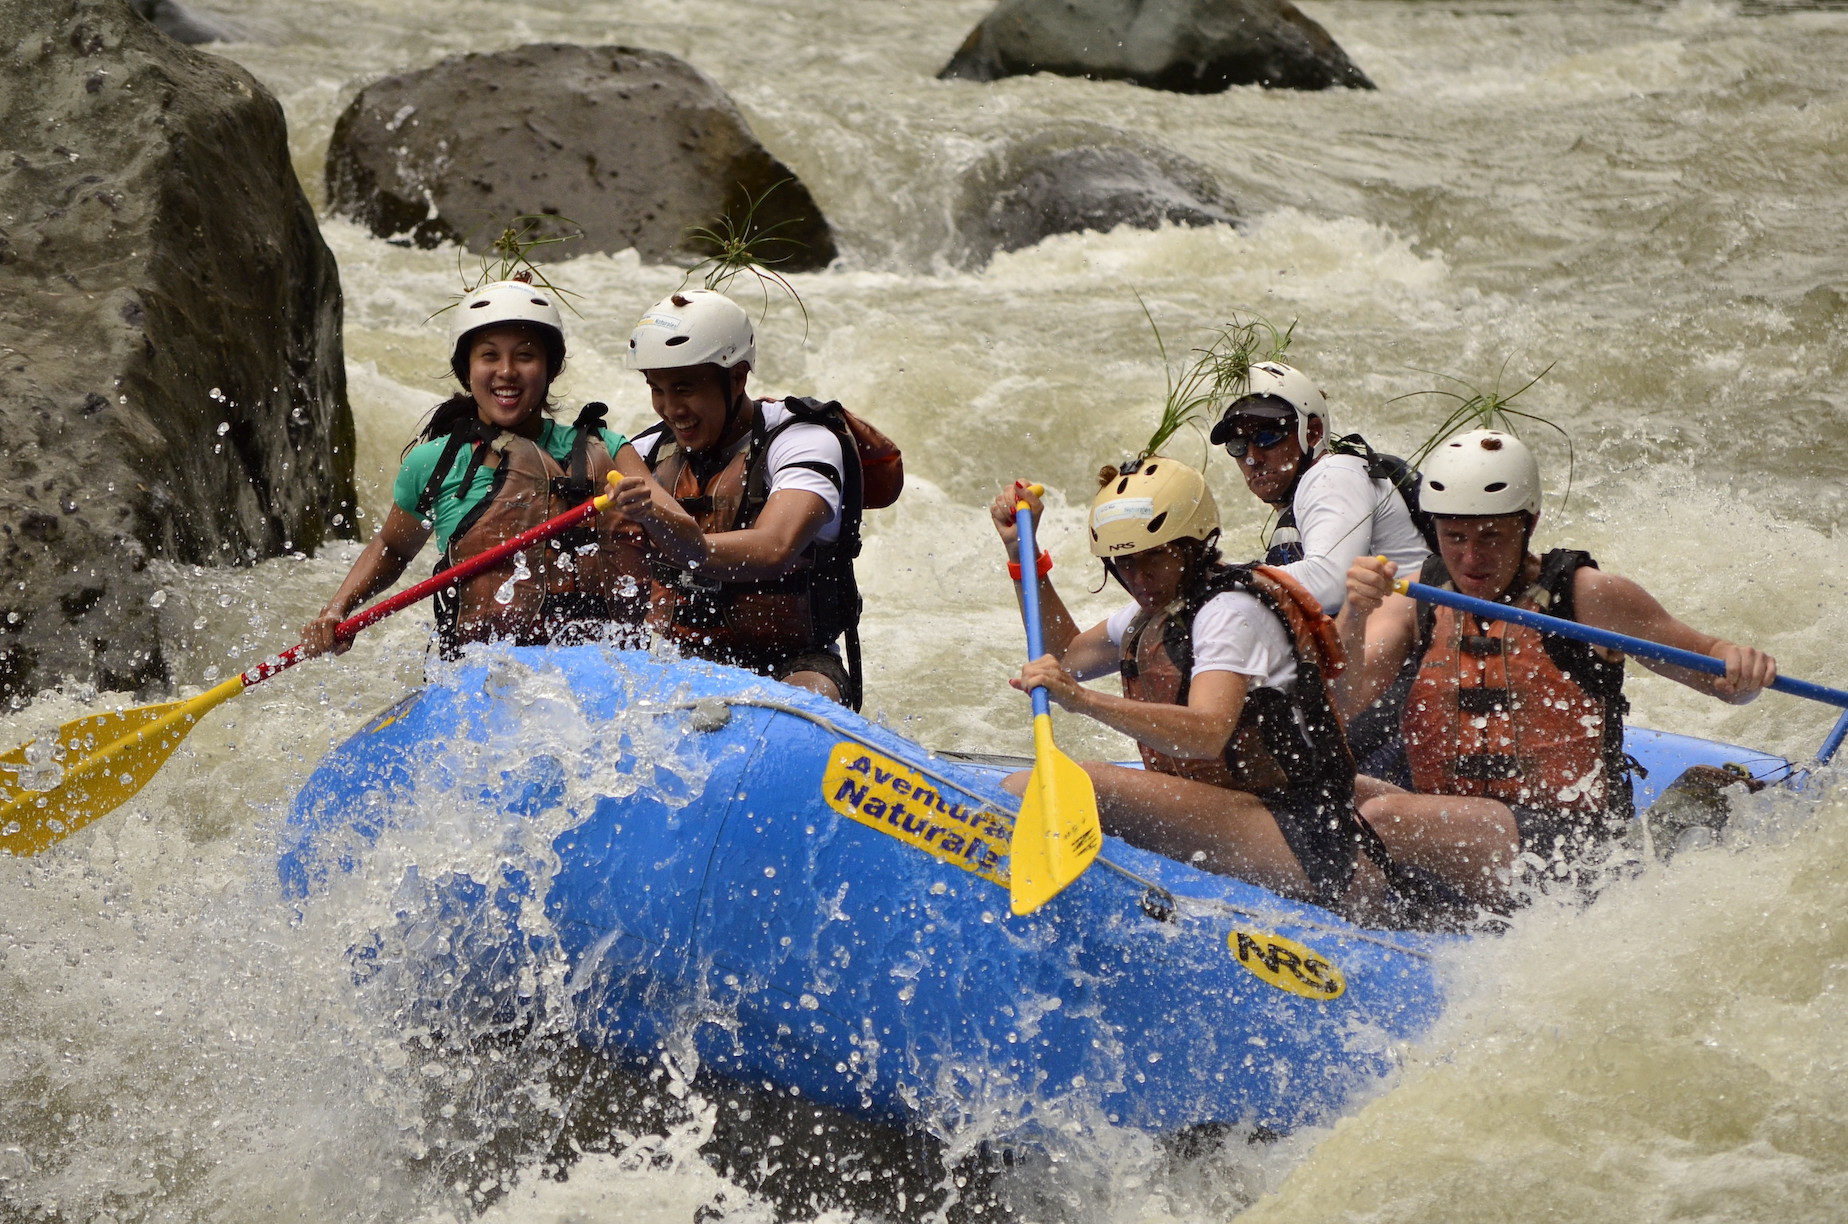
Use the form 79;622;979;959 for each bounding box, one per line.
1228;929;1345;999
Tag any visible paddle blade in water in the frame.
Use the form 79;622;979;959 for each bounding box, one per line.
1008;714;1102;916
0;679;243;856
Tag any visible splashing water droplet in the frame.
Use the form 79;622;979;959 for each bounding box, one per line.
149;590;168;608
494;552;532;605
216;421;230;436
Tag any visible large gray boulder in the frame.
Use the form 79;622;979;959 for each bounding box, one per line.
953;132;1236;267
941;0;1374;92
326;44;837;271
0;0;356;702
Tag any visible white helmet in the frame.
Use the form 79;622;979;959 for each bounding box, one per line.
627;289;755;371
1420;429;1542;517
1088;457;1220;558
1211;361;1331;458
449;280;565;383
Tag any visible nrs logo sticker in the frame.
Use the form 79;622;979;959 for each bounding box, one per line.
1229;930;1345;999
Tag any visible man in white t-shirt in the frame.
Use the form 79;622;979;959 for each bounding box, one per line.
609;289;863;707
1210;361;1431;615
1211;361;1434;778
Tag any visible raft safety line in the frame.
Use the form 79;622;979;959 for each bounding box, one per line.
636;695;1435;961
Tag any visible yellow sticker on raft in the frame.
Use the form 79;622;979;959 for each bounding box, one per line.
1229;929;1346;1000
822;742;1013;888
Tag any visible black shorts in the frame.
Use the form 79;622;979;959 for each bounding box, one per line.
1261;785;1361;908
718;646;850;704
1508;804;1622;858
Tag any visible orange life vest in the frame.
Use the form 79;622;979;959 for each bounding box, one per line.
1119;563;1362;905
422;409;648;656
1403;550;1631;827
637;398;867;707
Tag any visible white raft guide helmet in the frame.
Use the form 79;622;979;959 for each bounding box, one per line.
448;280;566;384
627;288;755;372
1419;429;1542;518
1088;457;1220;558
1210;361;1331;459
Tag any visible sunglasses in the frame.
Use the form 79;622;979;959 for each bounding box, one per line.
1221;426;1293;459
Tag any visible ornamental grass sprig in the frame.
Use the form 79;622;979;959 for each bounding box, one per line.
427;214;586;323
1129;302;1297;467
681;179;811;338
1396;359;1575;505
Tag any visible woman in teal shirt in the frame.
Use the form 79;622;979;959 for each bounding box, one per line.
301;281;657;657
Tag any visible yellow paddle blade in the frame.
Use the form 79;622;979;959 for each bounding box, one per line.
1008;714;1102;916
0;678;245;856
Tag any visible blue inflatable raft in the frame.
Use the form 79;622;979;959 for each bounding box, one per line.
281;646;1789;1140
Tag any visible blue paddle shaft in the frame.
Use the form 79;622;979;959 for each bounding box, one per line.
1818;710;1848;765
1014;504;1052;720
1400;580;1848;712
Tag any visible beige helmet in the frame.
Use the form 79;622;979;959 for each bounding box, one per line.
1088;457;1220;558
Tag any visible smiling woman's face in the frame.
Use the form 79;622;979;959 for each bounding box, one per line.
467;324;551;435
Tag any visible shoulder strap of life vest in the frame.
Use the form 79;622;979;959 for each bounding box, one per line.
415;417;499;522
740;398;863;551
1326;432;1440;552
552;402;610;505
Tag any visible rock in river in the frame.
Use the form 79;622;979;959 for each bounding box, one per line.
940;0;1375;93
326;44;837;271
953;132;1236;267
0;0;356;702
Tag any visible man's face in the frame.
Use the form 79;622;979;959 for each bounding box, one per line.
642;364;746;454
1434;514;1531;599
1223;415;1306;507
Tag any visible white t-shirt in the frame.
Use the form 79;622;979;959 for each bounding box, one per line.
1273;452;1432;614
635;398;844;544
1105;590;1297;692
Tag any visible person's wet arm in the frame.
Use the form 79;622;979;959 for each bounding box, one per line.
1576;568;1777;703
1013;656;1245;759
1333;555;1417;716
300;505;431;656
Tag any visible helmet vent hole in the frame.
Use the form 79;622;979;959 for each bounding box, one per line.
1145;462;1159;474
1428;480;1446;491
1146;512;1169;534
529;297;548;307
468;300;490;309
665;335;691;346
1116;477;1129;494
1484;481;1508;493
